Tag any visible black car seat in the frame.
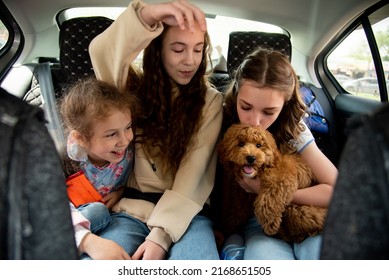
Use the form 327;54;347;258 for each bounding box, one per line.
209;31;291;95
24;16;113;104
0;86;78;259
226;31;291;76
59;16;113;85
321;103;389;259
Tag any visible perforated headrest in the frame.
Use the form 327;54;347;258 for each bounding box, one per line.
227;31;292;76
59;16;113;83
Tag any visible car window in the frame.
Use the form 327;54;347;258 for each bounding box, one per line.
374;14;389;97
207;15;284;71
0;19;9;52
57;8;285;70
327;6;389;101
0;6;22;82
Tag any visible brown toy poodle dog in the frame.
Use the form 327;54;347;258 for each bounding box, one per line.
217;124;327;243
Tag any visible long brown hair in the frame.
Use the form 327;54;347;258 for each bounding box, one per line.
224;47;306;154
136;25;212;174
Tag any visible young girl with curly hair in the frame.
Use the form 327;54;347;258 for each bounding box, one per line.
59;78;139;259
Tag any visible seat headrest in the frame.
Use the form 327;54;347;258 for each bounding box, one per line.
59;16;113;83
227;31;292;76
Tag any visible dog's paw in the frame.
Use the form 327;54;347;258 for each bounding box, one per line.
262;218;282;236
254;197;283;236
256;207;282;235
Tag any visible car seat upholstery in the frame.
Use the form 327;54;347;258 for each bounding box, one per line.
226;31;291;76
209;31;291;94
59;16;113;84
24;16;113;106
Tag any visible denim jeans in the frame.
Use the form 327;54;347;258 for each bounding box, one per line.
78;202;112;233
243;217;322;260
81;212;219;260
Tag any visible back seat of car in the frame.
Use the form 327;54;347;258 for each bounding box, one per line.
1;16;341;259
24;16;114;104
15;16;339;164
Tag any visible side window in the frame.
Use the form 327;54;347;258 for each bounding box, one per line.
327;6;389;101
0;4;23;83
374;15;389;95
0;19;9;52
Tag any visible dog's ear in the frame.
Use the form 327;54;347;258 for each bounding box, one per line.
263;129;278;151
262;129;281;167
218;124;245;165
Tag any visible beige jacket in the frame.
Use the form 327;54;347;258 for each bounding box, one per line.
89;0;223;251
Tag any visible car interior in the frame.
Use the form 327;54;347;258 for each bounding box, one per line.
0;0;389;260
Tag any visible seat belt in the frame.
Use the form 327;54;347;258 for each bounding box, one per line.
36;62;65;153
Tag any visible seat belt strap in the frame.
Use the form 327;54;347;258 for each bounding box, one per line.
36;62;65;153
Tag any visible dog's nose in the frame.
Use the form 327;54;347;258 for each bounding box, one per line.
246;155;256;164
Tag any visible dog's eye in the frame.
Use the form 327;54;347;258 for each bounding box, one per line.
256;143;262;148
239;141;245;147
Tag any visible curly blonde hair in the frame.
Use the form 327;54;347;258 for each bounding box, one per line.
59;78;140;141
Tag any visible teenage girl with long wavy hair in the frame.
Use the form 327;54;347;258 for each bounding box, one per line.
89;0;223;260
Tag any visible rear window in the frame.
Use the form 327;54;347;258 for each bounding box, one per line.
57;7;286;71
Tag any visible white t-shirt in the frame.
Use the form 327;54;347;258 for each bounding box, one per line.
289;121;315;153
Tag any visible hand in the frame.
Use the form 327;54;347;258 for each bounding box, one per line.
102;187;124;209
237;176;262;194
141;0;207;32
132;239;167;260
79;233;131;260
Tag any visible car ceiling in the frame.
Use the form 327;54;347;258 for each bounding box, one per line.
2;0;381;66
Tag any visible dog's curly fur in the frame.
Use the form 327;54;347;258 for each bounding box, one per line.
217;124;327;243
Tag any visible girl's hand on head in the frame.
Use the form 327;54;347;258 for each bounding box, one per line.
237;176;262;194
141;0;207;32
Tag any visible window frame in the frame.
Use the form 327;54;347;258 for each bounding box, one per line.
0;0;24;82
317;1;389;102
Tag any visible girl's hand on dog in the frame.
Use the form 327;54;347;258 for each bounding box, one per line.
237;176;262;194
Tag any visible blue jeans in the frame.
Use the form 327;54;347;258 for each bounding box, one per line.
81;212;219;260
243;217;322;260
78;202;112;233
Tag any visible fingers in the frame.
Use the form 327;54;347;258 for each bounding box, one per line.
172;0;206;32
122;251;132;260
238;177;260;194
131;246;144;260
143;0;207;32
171;0;207;32
101;197;113;209
131;240;167;260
